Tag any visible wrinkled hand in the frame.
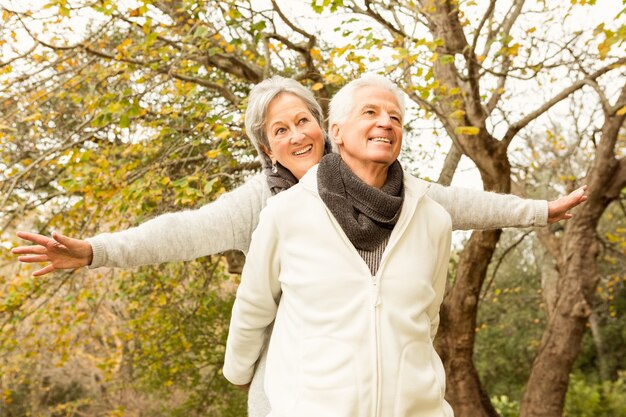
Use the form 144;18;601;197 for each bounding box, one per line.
547;185;588;223
11;231;93;276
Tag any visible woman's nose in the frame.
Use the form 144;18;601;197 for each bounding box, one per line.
290;130;305;144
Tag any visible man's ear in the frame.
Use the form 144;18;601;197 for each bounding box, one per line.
331;124;342;146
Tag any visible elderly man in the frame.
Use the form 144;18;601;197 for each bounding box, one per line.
223;74;454;417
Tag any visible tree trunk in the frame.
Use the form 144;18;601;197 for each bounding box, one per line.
534;244;559;315
436;230;502;417
520;88;626;417
520;220;599;417
588;310;615;381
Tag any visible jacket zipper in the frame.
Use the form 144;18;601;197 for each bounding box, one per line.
372;276;382;417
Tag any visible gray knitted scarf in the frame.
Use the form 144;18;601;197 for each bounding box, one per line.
317;153;404;251
264;162;298;195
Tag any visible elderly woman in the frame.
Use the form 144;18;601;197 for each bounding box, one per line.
224;74;454;416
13;76;586;415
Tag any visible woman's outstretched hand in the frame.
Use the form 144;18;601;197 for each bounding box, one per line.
11;231;94;276
547;185;588;223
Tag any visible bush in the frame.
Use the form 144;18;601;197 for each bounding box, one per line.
491;394;519;417
564;371;626;417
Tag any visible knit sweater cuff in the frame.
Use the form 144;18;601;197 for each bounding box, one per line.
85;236;106;269
534;200;549;227
222;363;254;386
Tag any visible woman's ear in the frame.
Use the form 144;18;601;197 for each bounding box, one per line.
331;124;342;145
259;143;274;160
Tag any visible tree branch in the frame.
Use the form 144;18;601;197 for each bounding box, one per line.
0;44;37;68
583;78;612;115
0;118;96;211
503;57;626;146
484;0;525;113
605;158;626;199
437;143;463;186
481;230;533;300
270;0;315;42
80;46;240;104
350;1;407;38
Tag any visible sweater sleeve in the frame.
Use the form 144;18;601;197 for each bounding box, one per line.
223;206;282;385
86;173;269;269
425;182;548;231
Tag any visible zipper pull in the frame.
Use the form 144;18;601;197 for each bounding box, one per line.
372;279;382;307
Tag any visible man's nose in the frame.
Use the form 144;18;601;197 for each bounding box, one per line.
376;112;392;128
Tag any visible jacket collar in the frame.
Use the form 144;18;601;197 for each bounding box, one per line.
300;162;430;202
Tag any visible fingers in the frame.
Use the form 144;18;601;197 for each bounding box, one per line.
33;264;56;277
51;231;75;247
11;245;47;255
15;231;51;246
573;185;588;200
16;255;50;263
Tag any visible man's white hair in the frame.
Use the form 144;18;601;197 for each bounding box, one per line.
328;74;406;131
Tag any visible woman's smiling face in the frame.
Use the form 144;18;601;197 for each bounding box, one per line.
263;93;326;180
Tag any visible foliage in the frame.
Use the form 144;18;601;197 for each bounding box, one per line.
564;372;626;417
490;395;519;417
0;256;247;416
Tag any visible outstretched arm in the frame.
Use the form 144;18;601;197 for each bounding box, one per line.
12;173;270;275
12;231;93;276
426;182;588;231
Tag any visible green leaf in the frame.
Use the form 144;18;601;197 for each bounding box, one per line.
439;54;455;64
119;114;130;128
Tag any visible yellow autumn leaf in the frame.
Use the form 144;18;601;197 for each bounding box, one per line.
454;126;480;136
310;48;322;60
311;82;324;91
0;123;16;131
616;106;626;116
22;113;41;122
449;110;466;119
158;294;167;306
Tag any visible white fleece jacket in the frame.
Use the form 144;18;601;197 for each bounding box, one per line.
224;166;453;417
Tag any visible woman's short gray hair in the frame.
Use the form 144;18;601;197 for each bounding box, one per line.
328;74;406;131
245;76;327;168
